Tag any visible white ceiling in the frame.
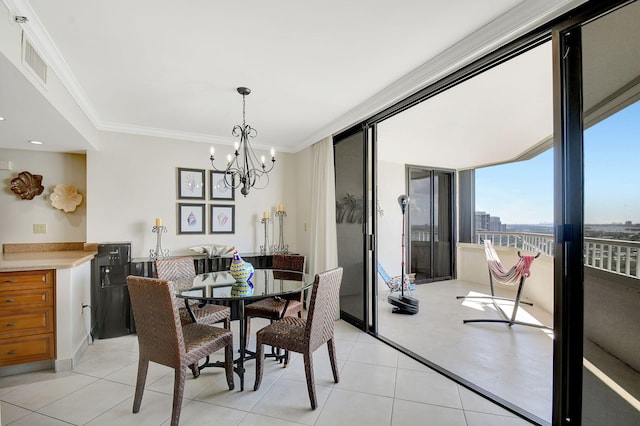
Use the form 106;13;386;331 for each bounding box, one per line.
378;41;553;169
0;0;587;161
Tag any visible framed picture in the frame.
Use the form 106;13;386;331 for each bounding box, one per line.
177;203;205;234
177;168;205;199
210;204;235;234
210;171;235;200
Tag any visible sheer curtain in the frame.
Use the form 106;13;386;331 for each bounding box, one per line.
308;137;339;302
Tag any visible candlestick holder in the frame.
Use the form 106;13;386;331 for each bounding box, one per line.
259;217;272;254
272;210;289;254
149;225;170;260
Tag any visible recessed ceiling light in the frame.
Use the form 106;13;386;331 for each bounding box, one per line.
29;140;44;145
0;116;6;121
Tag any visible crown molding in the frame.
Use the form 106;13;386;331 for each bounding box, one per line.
97;121;232;145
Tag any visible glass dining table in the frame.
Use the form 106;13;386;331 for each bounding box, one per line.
173;268;310;390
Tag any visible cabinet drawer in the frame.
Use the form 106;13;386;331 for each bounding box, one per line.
0;270;53;290
0;333;55;366
0;309;54;338
0;288;52;309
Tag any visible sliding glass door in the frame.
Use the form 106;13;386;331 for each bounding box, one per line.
581;2;640;424
334;126;371;329
407;166;454;282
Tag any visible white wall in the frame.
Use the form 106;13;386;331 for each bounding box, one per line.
376;160;406;279
0;149;86;244
0;132;314;261
87;131;303;259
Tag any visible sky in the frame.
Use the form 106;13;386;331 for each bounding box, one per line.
475;101;639;225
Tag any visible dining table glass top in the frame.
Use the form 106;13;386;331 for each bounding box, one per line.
172;268;309;301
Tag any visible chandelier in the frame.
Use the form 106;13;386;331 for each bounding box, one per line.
209;87;275;197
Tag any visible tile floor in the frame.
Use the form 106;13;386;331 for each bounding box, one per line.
0;319;533;425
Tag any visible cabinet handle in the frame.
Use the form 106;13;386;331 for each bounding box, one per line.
6;298;16;303
8;350;17;354
4;279;15;283
6;322;15;327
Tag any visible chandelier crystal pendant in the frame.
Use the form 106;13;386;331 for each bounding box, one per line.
210;87;276;197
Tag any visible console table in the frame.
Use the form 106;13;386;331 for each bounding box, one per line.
131;253;291;278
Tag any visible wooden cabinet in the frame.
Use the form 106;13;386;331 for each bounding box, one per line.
0;270;55;366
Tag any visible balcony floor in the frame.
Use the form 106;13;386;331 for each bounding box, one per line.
377;279;640;425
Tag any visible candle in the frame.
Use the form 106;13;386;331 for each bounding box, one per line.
277;204;284;212
263;211;269;219
155;218;162;227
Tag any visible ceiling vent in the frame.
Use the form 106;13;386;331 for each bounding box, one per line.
22;34;47;86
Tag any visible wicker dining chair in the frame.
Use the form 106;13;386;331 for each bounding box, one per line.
155;257;230;329
244;254;306;347
253;267;343;409
127;276;234;426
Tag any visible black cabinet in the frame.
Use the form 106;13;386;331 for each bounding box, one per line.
91;242;133;339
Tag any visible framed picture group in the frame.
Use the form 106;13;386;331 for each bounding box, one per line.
176;168;235;234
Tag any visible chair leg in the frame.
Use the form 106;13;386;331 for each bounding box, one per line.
254;338;265;391
132;357;149;413
303;351;317;410
189;362;200;378
225;339;235;390
171;367;186;426
224;316;231;330
327;339;339;383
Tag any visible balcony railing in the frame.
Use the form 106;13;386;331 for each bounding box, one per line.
475;231;555;256
475;231;640;279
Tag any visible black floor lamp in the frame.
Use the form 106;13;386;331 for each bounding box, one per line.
387;194;419;314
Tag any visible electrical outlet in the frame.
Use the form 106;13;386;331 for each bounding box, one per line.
33;223;47;234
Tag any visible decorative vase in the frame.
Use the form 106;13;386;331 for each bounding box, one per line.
229;250;254;283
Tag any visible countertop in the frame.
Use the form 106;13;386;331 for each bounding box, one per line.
0;250;97;272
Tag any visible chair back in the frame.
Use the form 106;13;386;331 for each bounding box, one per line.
376;262;392;283
155;256;196;280
305;267;343;352
127;276;185;367
272;254;306;281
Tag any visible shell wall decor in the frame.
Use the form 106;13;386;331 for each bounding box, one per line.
10;171;44;200
50;184;83;212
